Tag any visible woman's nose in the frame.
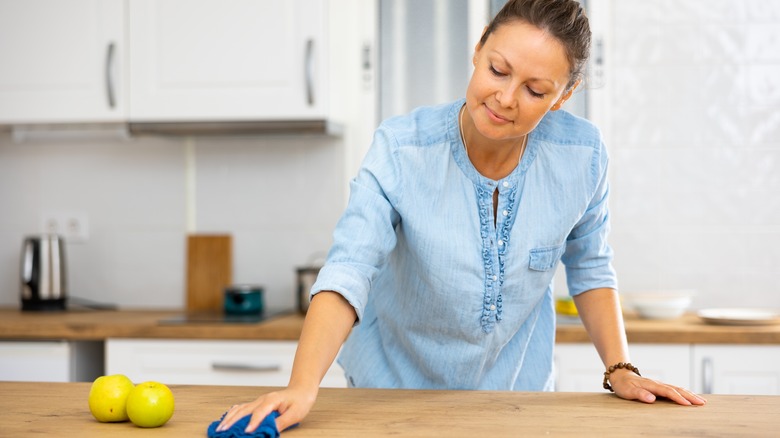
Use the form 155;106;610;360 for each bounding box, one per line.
496;84;517;108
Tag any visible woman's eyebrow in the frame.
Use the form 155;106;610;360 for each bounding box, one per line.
492;50;557;87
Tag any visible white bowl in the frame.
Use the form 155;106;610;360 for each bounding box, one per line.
622;290;695;320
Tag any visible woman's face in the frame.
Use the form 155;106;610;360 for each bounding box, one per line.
466;20;576;143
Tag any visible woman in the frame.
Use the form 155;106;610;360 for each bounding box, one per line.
218;0;705;433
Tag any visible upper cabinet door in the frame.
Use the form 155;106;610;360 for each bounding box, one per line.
129;0;327;122
0;0;126;124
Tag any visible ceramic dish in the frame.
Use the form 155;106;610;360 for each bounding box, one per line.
621;290;695;320
697;308;780;326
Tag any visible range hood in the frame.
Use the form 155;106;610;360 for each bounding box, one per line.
6;120;343;142
129;120;343;136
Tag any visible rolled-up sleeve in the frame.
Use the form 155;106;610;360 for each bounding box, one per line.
561;141;617;296
310;126;403;323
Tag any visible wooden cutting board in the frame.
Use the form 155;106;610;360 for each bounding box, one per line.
186;234;232;312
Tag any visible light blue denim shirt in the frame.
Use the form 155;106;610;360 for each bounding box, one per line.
312;98;617;391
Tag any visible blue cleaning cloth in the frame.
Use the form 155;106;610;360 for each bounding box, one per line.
207;410;280;438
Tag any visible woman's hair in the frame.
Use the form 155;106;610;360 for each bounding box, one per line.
480;0;591;90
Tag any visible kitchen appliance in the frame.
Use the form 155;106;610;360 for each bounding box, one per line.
20;234;67;311
297;266;322;314
224;285;264;316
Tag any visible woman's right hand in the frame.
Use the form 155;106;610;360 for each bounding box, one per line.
215;386;318;434
216;291;356;434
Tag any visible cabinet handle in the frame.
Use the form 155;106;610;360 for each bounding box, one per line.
702;357;713;394
304;38;315;106
211;362;281;373
105;42;116;109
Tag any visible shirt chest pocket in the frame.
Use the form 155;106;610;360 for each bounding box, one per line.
528;244;566;271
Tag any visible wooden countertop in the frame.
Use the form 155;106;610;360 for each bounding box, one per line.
0;308;304;341
1;307;779;344
1;381;778;437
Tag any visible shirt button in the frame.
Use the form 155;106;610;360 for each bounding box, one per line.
492;275;497;281
490;304;496;311
502;210;508;216
502;181;510;188
498;240;504;246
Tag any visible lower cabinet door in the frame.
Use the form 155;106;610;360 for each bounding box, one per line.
0;341;103;382
692;345;780;395
0;341;70;382
554;343;691;392
106;339;347;388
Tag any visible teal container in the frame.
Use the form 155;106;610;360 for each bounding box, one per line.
224;285;264;315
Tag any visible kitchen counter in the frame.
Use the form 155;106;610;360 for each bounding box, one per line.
1;307;779;344
0;308;303;341
2;381;778;437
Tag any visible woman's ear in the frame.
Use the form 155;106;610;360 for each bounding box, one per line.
473;25;488;60
551;79;582;111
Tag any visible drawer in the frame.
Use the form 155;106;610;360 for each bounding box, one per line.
106;339;346;387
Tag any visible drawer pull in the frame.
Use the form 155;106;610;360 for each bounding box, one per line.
105;42;116;109
702;357;713;394
211;362;281;373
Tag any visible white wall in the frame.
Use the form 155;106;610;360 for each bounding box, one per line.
605;0;780;309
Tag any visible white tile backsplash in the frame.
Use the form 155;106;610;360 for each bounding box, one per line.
607;0;780;309
0;133;345;310
746;0;780;21
745;24;780;61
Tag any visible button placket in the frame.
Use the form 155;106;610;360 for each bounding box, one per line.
475;175;520;332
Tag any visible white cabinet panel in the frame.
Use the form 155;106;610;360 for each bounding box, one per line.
106;339;347;388
554;343;691;392
692;345;780;395
0;341;103;382
0;0;125;123
128;0;327;121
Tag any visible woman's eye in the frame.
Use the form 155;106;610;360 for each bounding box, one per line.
489;65;506;77
527;87;544;99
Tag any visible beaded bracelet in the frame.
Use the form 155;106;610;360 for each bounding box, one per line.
602;362;641;392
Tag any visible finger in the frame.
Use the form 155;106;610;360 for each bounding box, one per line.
216;405;240;431
676;387;707;405
631;387;658;404
641;383;692;406
217;403;254;432
275;409;301;432
244;405;277;433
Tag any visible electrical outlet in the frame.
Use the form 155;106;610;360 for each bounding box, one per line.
40;211;89;243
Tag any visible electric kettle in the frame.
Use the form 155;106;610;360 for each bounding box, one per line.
21;234;67;311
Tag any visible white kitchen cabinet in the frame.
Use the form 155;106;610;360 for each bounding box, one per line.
0;341;103;382
0;0;126;123
106;339;347;388
557;343;780;396
692;345;780;396
554;343;691;392
128;0;328;122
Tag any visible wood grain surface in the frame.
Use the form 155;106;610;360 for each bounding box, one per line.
1;381;778;437
0;309;304;340
1;308;780;343
186;234;232;312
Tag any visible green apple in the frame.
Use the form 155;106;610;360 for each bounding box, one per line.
88;374;135;422
126;381;175;428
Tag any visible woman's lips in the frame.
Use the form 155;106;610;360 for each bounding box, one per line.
484;104;512;124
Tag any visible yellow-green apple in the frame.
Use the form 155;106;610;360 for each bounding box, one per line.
88;374;135;422
126;381;175;428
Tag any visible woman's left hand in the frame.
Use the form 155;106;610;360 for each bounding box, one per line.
608;368;707;406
